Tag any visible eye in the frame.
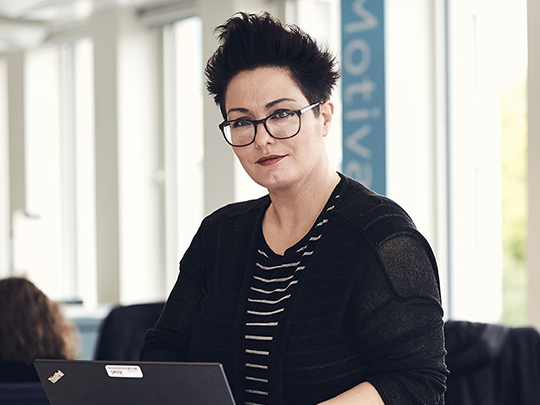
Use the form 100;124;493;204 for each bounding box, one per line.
271;110;295;120
231;119;253;129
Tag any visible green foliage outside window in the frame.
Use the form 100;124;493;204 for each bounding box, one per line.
501;79;528;326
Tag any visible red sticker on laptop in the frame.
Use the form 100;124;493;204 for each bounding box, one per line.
105;365;144;378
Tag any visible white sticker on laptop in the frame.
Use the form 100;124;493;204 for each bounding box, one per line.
105;365;144;378
48;370;65;384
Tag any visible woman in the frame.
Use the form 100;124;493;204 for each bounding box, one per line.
0;277;79;382
141;12;447;405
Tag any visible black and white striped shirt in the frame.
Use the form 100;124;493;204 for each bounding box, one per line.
244;186;342;405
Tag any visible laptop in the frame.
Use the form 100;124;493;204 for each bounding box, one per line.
34;359;236;405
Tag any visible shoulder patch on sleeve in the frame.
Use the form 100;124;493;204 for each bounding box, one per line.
376;234;441;301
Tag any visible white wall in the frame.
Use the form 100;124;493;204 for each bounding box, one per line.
0;58;9;277
527;0;540;329
5;52;26;222
92;10;121;304
199;0;236;215
117;9;165;304
5;52;26;278
92;7;166;304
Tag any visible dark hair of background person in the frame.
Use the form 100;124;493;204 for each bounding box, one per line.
205;12;341;119
0;277;79;364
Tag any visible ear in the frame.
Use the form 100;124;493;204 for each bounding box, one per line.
320;100;334;137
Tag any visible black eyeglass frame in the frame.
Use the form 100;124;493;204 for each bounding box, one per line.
218;102;320;147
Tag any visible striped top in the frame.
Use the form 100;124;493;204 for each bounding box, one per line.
243;184;342;405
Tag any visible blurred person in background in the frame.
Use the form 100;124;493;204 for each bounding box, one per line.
0;277;79;382
142;12;447;405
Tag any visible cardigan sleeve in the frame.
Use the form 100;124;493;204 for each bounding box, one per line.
140;228;207;362
353;232;448;405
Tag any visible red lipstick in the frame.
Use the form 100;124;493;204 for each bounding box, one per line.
256;155;286;166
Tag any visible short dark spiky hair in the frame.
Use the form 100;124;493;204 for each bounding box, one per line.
205;12;341;118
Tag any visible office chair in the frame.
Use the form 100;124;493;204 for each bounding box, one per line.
94;302;165;361
444;320;540;405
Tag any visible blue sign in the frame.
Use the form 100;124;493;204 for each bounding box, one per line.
341;0;386;195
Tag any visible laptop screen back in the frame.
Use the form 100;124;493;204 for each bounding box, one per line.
34;359;236;405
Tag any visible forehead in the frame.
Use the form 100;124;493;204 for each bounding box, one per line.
225;66;307;111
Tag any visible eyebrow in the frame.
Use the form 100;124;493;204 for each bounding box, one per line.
226;98;297;116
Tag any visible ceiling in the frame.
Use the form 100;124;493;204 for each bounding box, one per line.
0;0;174;52
0;0;154;20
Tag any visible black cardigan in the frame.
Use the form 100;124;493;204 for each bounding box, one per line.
141;174;448;405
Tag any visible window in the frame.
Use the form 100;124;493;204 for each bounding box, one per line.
498;2;528;325
14;38;96;303
163;16;205;289
447;0;528;323
21;44;64;299
72;38;97;307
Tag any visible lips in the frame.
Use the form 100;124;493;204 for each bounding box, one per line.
256;155;286;166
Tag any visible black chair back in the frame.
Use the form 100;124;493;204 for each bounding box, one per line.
94;302;165;361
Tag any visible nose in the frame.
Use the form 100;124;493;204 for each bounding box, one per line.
253;121;275;148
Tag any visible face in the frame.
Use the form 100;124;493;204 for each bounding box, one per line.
224;66;334;192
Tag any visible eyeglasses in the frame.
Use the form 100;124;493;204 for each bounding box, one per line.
219;102;320;147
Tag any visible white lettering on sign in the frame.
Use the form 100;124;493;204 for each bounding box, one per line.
345;125;372;159
343;0;382;189
346;108;380;121
344;39;371;76
345;0;379;33
105;365;144;378
345;78;376;103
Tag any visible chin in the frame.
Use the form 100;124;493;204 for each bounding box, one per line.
243;161;297;191
255;173;296;192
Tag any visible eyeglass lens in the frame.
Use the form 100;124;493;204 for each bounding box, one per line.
224;111;300;146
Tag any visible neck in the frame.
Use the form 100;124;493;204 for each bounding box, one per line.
266;167;340;231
